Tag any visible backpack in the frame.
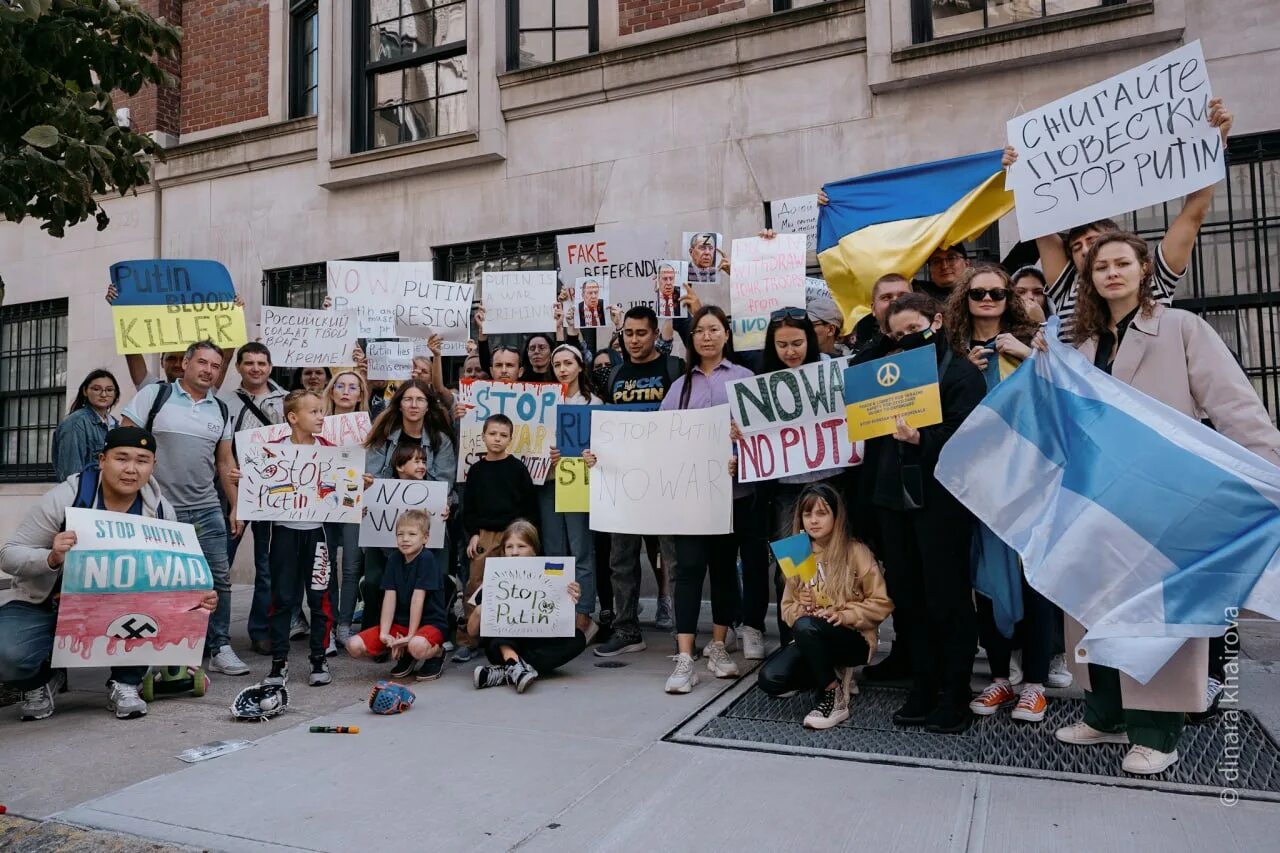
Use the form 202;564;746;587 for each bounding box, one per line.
145;381;230;435
606;355;684;404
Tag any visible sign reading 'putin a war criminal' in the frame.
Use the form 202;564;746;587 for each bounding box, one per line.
110;259;248;354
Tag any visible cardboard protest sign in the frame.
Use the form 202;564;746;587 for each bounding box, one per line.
481;270;558;334
654;260;689;319
479;557;576;638
326;260;473;354
805;277;831;304
564;276;610;328
729;235;806;350
261;306;358;368
321;412;372;446
359;479;448;548
233;424;291;461
683;232;723;286
555;458;590;513
769;195;820;259
236;444;364;523
1006;40;1225;238
557;226;678;317
110;259;247;354
53;509;212;668
366;339;415;380
726;360;863;483
556;403;654;457
843;346;941;442
771;532;818;584
589;406;733;535
455;379;563;485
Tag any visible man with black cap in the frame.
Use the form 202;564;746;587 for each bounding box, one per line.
0;427;217;721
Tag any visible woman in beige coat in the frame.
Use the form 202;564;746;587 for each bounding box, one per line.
1055;231;1280;776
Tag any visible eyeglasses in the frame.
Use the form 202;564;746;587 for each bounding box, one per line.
930;254;965;266
769;307;807;322
967;288;1009;302
86;385;115;395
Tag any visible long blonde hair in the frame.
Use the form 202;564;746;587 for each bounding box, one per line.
323;369;368;415
500;520;542;555
788;484;862;605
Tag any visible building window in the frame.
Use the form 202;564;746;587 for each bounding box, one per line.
0;298;68;483
290;1;320;118
507;0;597;71
773;0;833;11
912;0;1125;43
354;0;469;152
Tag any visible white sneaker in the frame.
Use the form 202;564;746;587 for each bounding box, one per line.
19;671;64;721
1008;649;1024;686
107;681;148;719
325;634;338;657
739;626;765;661
1047;653;1073;688
665;653;699;694
705;640;739;679
803;685;850;730
703;627;737;659
1121;745;1179;775
208;645;251;676
1055;721;1130;746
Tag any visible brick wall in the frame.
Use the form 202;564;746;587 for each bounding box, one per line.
618;0;746;35
180;0;270;135
113;0;181;137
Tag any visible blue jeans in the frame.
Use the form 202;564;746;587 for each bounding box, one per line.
539;482;595;616
229;519;273;642
0;601;144;690
178;505;231;650
325;522;362;628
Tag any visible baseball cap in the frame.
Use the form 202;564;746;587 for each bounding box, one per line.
103;426;158;454
805;294;843;327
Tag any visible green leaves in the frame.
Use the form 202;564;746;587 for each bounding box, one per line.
20;124;58;148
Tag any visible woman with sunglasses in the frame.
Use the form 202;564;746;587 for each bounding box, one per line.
53;369;121;481
943;264;1060;725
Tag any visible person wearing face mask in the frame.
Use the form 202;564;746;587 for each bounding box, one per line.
858;293;986;734
849;274;913;364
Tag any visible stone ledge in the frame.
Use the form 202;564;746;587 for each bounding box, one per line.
151;116;318;189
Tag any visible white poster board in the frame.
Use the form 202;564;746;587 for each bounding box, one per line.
729;234;807;351
321;412;372;447
557;225;680;318
326;260;472;354
481;270;558;334
359;479;448;549
236;444;364;523
260;306;358;368
366;339;415;380
479;557;576;638
588;405;733;535
770;195;819;259
1006;40;1225;239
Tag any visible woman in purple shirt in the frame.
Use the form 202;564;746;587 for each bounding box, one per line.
659;306;755;695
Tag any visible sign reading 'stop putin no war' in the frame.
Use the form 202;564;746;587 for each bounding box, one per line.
110;260;248;354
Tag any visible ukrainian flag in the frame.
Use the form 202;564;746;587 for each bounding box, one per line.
817;150;1014;332
543;562;565;576
770;533;817;584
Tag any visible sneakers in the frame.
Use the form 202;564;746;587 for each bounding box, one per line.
739;626;765;661
452;645;475;663
803;685;850;730
325;634;338;658
1190;676;1226;724
1047;653;1073;688
389;654;418;679
1055;721;1130;746
969;681;1018;716
208;645;250;676
508;659;538;693
107;680;148;719
416;655;446;682
309;657;332;686
1121;745;1180;775
335;624;352;647
19;670;65;721
665;653;699;694
654;595;674;631
263;659;289;687
702;628;737;660
1011;685;1048;723
1008;650;1024;686
594;633;647;657
474;664;510;689
923;701;972;734
892;689;935;726
290;614;309;640
704;640;739;679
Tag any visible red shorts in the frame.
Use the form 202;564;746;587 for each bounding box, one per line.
355;624;445;656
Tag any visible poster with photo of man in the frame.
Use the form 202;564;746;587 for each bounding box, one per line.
571;276;610;328
654;261;688;319
684;232;723;285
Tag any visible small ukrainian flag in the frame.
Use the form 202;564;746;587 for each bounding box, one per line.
817;150;1014;332
543;562;565;576
770;533;817;584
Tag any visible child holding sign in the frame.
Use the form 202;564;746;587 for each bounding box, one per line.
757;484;891;730
470;522;586;693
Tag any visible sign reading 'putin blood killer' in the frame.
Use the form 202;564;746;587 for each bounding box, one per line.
110;259;248;354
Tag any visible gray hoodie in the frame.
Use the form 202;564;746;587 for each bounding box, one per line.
0;474;174;605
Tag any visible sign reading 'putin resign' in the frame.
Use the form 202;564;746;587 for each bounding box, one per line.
110;259;249;354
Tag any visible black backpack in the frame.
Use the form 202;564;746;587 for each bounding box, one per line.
144;381;230;435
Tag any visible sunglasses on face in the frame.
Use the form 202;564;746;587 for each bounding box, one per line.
769;307;808;323
967;288;1009;302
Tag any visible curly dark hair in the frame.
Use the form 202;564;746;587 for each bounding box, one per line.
1069;232;1158;345
943;262;1041;357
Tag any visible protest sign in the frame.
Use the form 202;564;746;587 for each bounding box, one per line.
359;479;448;548
261;306;358;368
557;226;678;317
843;346;941;442
589;406;733;535
326;260;472;354
237;444;364;523
555;459;590;513
564;276;610;328
805;277;831;304
1006;40;1225;238
730;235;806;350
683;232;723;286
110;259;247;354
321;412;372;447
366;339;415;380
727;360;863;483
233;424;291;461
53;508;212;668
455;379;563;485
770;532;818;584
654;260;689;319
479;557;576;638
769;195;820;258
482;270;558;334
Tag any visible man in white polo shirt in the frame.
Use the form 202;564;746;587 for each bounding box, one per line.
121;339;249;676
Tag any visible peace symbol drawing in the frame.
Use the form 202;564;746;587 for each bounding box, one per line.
876;363;901;387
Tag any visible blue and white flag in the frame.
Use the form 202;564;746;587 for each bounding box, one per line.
936;321;1280;684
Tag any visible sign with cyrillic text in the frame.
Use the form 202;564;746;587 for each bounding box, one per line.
359;479;447;549
479;557;576;638
261;306;358;368
770;195;820;258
